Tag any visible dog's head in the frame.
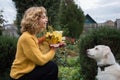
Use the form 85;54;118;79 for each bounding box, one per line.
87;45;111;61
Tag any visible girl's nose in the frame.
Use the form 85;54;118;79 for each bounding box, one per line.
46;17;48;22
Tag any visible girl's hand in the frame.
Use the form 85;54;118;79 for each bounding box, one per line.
50;42;66;48
50;46;57;52
38;36;46;44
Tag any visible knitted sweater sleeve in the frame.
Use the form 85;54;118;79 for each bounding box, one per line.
20;36;55;66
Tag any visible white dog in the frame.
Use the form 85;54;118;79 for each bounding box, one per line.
87;45;120;80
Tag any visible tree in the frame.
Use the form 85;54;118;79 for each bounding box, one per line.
12;0;61;34
0;10;7;35
58;0;85;39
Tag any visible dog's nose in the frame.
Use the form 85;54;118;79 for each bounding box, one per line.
87;49;89;53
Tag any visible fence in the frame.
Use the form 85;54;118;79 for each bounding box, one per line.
83;23;117;32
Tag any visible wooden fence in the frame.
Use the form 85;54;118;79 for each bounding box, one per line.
83;23;117;32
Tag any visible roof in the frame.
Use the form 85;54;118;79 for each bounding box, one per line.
85;14;97;24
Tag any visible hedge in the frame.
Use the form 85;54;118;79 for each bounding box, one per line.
78;27;120;80
0;35;18;80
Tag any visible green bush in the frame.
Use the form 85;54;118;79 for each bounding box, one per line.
79;27;120;80
59;66;81;80
0;29;2;35
58;57;83;80
0;35;18;80
53;43;79;66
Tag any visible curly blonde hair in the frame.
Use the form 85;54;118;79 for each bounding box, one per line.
20;6;47;34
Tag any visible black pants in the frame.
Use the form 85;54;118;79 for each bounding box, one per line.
10;61;58;80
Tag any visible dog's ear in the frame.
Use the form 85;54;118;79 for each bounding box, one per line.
103;46;111;57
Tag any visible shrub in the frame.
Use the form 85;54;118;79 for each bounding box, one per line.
0;35;18;80
0;29;2;35
78;27;120;80
58;57;83;80
59;66;81;80
54;41;79;67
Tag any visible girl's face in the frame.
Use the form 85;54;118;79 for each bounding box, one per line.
39;13;48;30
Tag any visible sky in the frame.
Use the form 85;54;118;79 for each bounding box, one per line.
0;0;120;24
74;0;120;23
0;0;16;24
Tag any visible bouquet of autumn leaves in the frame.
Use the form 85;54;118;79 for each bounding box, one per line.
38;26;66;48
46;31;66;47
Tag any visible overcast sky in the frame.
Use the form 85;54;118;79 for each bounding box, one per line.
0;0;120;24
74;0;120;23
0;0;16;24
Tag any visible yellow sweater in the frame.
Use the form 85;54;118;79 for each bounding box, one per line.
10;31;55;79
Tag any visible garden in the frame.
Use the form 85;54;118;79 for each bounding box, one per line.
0;27;120;80
0;0;120;80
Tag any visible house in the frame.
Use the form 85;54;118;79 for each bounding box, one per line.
84;14;97;32
104;20;114;27
2;24;19;37
98;20;115;28
84;14;116;32
115;19;120;29
84;14;97;24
